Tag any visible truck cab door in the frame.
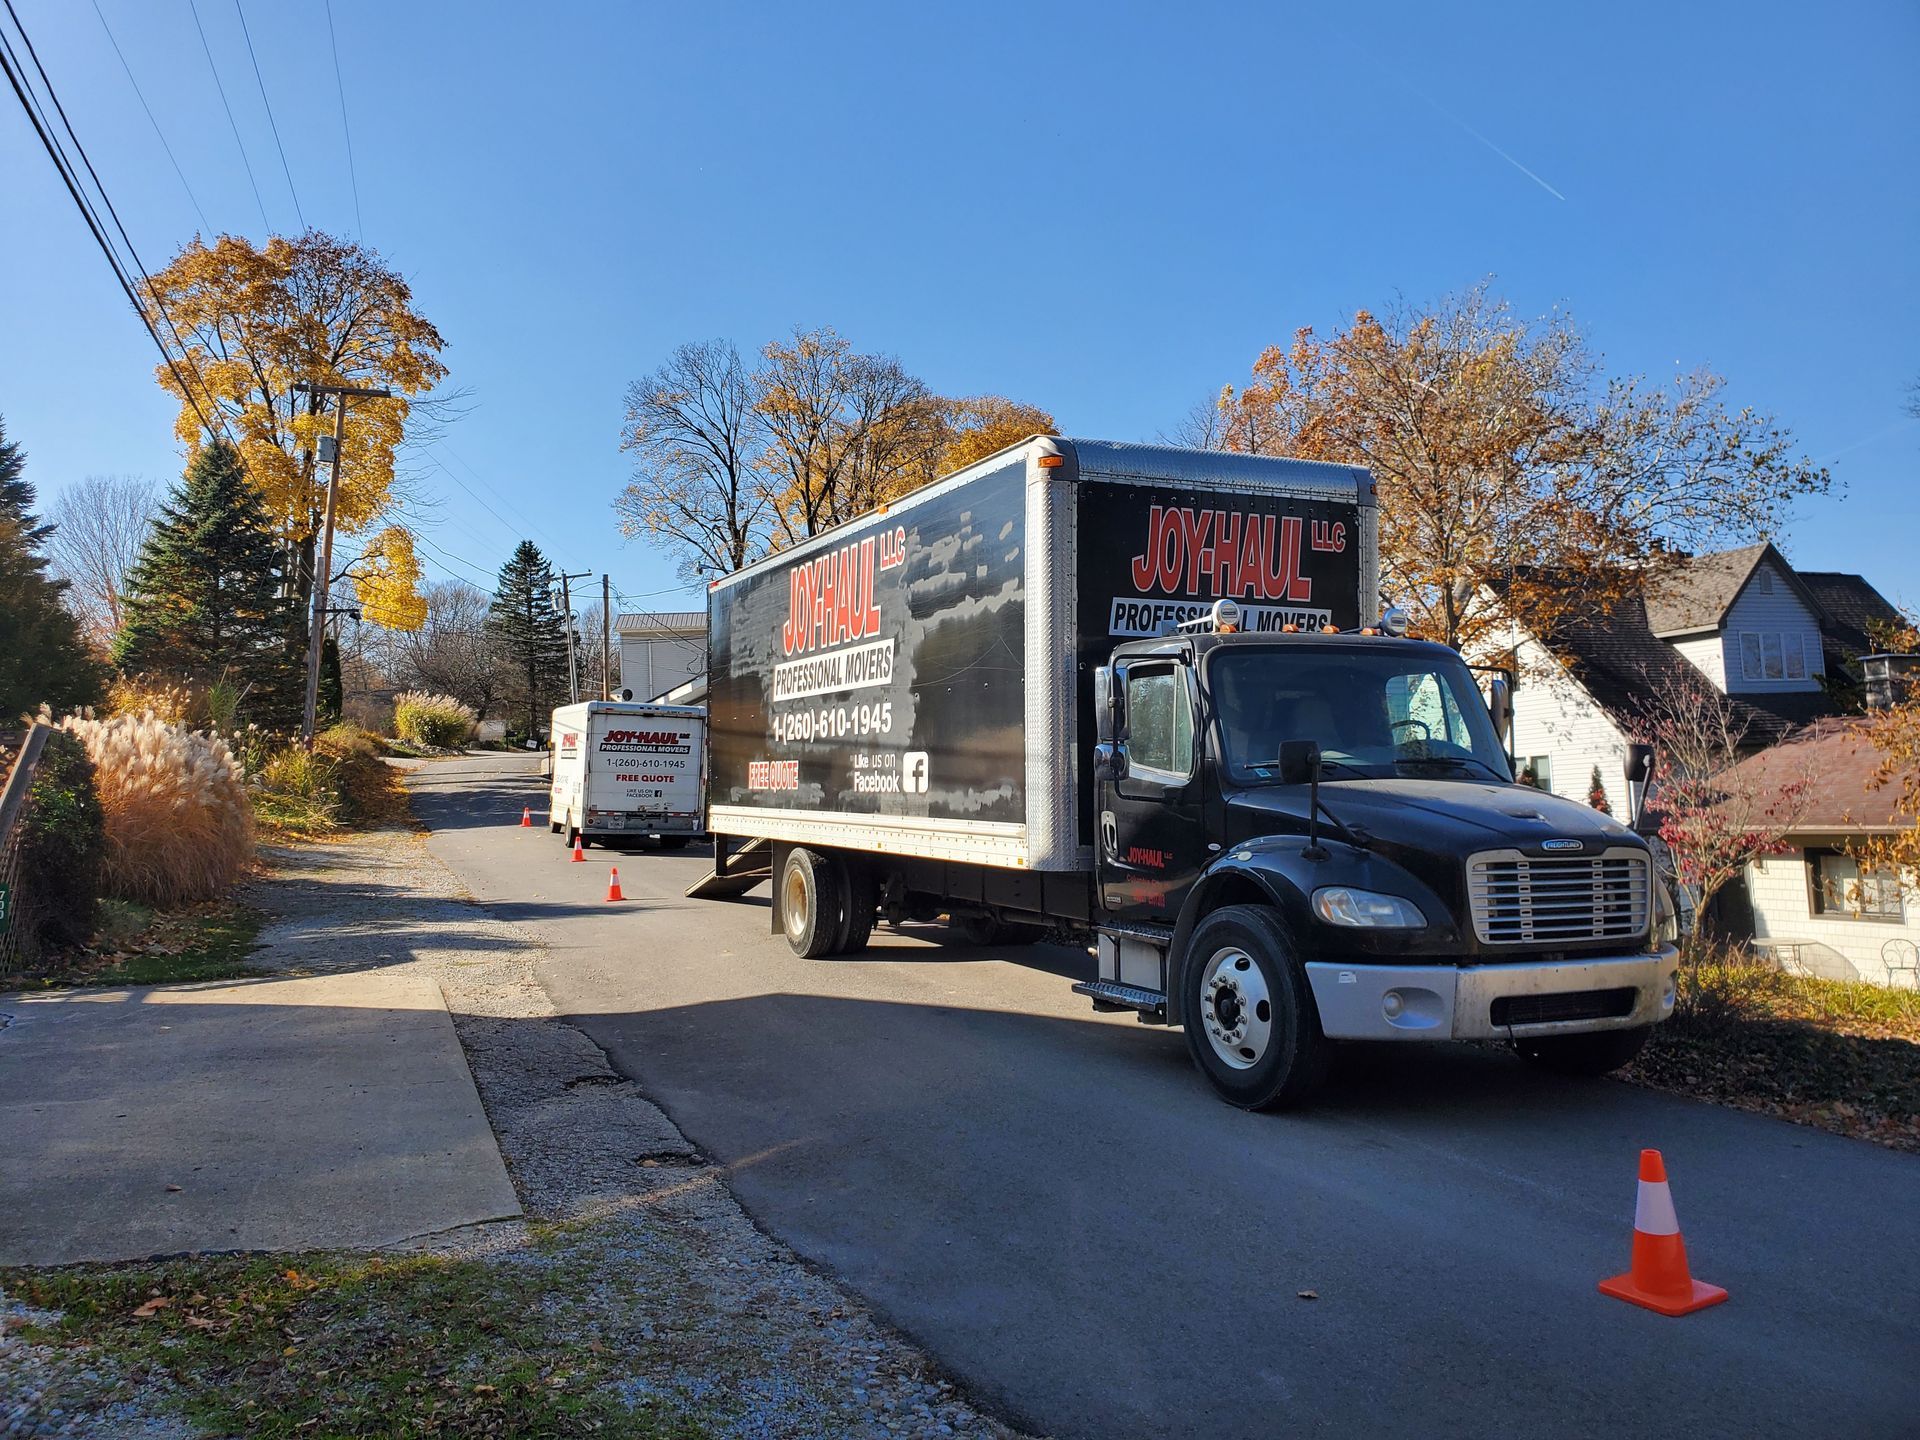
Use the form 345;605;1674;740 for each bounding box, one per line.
1097;660;1206;923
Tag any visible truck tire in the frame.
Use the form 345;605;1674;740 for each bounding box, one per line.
837;862;877;954
1180;905;1328;1110
779;847;845;959
1515;1025;1651;1077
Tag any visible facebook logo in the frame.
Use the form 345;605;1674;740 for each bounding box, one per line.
902;751;930;794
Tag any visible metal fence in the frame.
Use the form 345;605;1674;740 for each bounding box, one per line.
0;722;52;976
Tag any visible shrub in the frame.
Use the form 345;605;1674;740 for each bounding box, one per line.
17;729;107;952
253;746;342;837
59;712;254;905
392;691;477;749
107;674;203;725
313;724;408;826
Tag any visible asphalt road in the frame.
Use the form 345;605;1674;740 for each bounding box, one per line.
413;754;1919;1439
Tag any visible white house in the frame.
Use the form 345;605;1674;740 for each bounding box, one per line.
615;610;706;701
1715;718;1919;989
1489;544;1899;817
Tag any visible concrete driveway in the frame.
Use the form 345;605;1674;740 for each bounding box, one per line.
413;753;1920;1440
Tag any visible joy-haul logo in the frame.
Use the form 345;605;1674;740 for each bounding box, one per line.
1109;504;1346;637
599;729;692;755
780;527;907;659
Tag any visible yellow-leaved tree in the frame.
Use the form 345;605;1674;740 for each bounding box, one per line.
142;231;447;644
350;526;429;632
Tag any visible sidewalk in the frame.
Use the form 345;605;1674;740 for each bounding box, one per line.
0;969;519;1266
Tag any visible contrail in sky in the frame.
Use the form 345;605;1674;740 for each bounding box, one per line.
1418;92;1567;202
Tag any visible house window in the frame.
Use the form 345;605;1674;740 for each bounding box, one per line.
1519;755;1554;791
1739;631;1811;682
1757;569;1774;594
1809;851;1904;923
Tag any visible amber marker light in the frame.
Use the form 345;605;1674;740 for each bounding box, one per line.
1037;454;1066;468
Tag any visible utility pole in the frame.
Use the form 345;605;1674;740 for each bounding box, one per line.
294;380;392;746
601;574;613;700
555;570;592;703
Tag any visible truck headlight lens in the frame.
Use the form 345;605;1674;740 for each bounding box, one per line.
1312;887;1426;929
1654;880;1679;944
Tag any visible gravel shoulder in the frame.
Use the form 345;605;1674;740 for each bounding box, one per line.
2;824;1033;1439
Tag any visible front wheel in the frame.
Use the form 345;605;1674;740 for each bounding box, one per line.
1180;905;1328;1110
1515;1025;1651;1077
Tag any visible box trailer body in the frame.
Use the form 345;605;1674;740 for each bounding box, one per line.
549;700;706;845
706;437;1375;871
700;437;1678;1109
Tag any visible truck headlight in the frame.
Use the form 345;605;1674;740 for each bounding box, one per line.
1312;887;1426;929
1654;880;1679;945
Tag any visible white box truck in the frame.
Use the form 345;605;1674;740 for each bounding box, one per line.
548;700;706;849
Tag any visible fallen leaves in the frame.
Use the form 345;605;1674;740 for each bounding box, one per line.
132;1295;171;1318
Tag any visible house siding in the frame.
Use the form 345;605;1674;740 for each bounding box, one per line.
1506;628;1633;817
1670;634;1727;691
618;628;706;700
1715;558;1825;695
1745;850;1919;988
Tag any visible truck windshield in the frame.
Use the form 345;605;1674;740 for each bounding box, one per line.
1208;646;1512;784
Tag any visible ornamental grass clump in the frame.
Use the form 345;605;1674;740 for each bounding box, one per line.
59;712;254;906
392;691;477;749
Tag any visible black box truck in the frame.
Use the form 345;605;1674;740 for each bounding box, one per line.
699;437;1679;1107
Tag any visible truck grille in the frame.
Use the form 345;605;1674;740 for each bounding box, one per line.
1466;849;1650;947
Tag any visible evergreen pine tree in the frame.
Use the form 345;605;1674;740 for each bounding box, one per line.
116;441;300;727
1588;764;1612;814
488;541;570;739
0;414;104;713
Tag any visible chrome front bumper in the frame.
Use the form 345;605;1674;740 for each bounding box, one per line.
1303;946;1681;1042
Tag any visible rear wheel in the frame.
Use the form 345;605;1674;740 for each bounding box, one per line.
1515;1025;1651;1076
837;862;877;953
779;847;845;959
1180;905;1328;1109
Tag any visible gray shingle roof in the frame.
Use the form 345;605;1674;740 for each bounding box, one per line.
1797;571;1906;669
1492;571;1837;747
1642;543;1772;636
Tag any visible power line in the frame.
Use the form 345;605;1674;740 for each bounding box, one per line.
187;0;269;233
89;0;212;236
0;5;224;445
231;0;303;231
321;0;362;237
433;442;566;555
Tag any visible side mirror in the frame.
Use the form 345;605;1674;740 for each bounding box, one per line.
1624;743;1655;830
1093;742;1128;784
1487;675;1513;746
1094;666;1116;745
1277;739;1321;786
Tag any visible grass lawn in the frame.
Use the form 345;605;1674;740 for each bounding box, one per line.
5;1233;710;1439
11;902;263;989
1623;957;1920;1152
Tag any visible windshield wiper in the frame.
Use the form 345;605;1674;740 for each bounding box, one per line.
1396;754;1506;782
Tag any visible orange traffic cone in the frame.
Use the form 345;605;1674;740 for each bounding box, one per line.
571;835;585;863
1599;1149;1727;1316
519;807;533;827
606;868;624;902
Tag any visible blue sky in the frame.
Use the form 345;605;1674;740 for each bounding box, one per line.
2;0;1915;616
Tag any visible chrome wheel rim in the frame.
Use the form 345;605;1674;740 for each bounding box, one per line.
1200;945;1273;1070
782;865;811;941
